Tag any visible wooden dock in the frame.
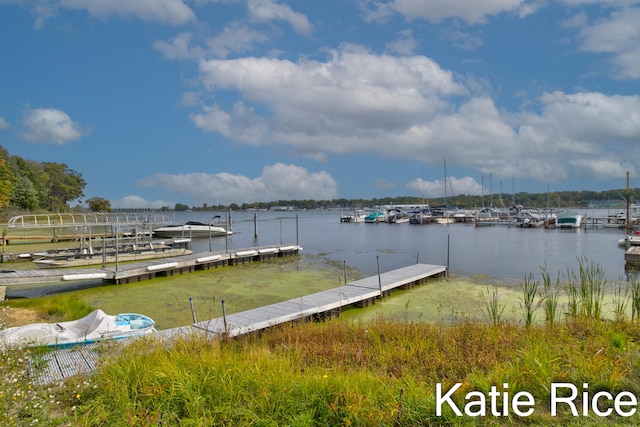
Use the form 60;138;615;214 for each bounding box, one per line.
27;263;446;384
0;244;302;287
190;263;446;338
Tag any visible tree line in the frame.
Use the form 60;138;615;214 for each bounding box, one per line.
183;189;636;212
0;145;86;212
1;143;637;214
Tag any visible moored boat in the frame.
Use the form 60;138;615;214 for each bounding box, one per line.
409;208;434;224
618;232;640;247
0;309;155;349
387;208;410;224
364;211;386;223
555;211;583;229
153;221;231;238
340;210;366;223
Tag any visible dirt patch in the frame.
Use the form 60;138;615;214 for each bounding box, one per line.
0;306;45;328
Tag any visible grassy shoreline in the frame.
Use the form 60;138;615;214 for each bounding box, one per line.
3;314;640;426
4;256;640;425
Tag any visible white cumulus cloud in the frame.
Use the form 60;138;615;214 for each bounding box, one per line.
111;195;174;210
247;0;313;35
406;176;487;198
136;163;338;205
368;0;526;24
60;0;196;25
192;44;467;159
576;6;640;79
20;108;89;145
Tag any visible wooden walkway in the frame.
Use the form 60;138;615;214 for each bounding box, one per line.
27;263;446;384
0;244;301;287
189;263;446;338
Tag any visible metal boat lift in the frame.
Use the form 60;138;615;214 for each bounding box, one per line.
4;213;173;247
7;213;171;229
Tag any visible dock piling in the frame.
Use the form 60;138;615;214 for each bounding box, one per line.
221;299;228;336
189;297;197;324
377;256;382;298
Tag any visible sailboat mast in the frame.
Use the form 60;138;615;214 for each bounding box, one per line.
627;171;631;235
443;159;447;208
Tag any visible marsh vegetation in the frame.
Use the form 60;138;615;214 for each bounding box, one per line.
3;257;640;425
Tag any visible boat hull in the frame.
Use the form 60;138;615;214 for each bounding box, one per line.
556;212;583;229
0;310;155;349
153;222;231;238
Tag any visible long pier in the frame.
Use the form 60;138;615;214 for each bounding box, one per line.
0;244;301;287
27;263;446;384
188;263;446;338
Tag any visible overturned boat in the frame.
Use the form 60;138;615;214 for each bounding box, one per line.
0;309;156;349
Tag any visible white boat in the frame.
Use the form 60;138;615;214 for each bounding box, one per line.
153;221;231;238
435;216;454;225
340;210;367;223
618;232;640;247
519;210;546;228
364;211;386;223
0;309;156;349
409;208;434;224
387;208;410;224
555;211;583;229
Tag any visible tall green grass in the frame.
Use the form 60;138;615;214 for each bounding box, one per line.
60;318;640;426
8;258;640;425
521;272;539;327
539;264;561;325
480;283;505;326
5;294;95;321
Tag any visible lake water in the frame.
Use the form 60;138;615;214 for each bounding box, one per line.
5;209;632;326
174;209;630;283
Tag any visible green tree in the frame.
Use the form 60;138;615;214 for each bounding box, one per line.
42;162;86;211
11;176;40;211
0;155;14;209
86;197;112;212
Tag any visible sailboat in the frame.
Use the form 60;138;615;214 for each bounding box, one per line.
434;159;454;224
410;170;434;225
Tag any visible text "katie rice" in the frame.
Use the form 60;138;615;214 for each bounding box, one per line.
436;382;638;418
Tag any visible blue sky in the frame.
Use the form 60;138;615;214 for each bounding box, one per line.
1;0;640;208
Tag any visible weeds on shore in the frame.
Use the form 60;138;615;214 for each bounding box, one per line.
480;284;505;326
483;256;640;328
5;295;95;324
7;259;640;425
62;319;640;426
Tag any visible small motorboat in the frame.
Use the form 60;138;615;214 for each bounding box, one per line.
0;309;156;349
153;221;231;238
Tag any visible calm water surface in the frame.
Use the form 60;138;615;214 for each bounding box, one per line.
6;209;631;325
178;209;628;282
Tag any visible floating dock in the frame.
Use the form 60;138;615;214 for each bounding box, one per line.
27;262;446;384
0;244;301;287
188;263;446;338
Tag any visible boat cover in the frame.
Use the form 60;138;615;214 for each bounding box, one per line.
0;309;155;349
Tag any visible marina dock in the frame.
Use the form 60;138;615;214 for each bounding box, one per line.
189;263;446;338
27;262;446;384
0;244;301;287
